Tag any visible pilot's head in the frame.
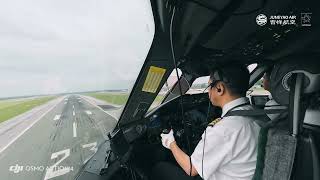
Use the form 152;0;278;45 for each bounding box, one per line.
263;68;272;92
208;65;249;107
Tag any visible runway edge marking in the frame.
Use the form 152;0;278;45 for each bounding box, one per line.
80;96;118;121
0;97;64;154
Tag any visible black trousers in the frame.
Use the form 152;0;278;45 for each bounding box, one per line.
151;162;202;180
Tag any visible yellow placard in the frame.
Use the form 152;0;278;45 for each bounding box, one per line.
142;66;166;93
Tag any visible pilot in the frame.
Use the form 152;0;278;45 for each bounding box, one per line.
263;68;272;93
155;66;261;180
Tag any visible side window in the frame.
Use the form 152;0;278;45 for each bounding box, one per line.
246;63;269;95
187;64;256;95
247;78;266;95
246;63;271;107
248;63;257;73
186;76;210;94
148;69;181;111
247;76;270;107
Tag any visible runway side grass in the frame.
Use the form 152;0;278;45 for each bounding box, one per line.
86;92;164;108
0;96;56;124
86;93;129;105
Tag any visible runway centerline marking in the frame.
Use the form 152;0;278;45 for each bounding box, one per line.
72;105;74;110
73;122;77;137
53;115;61;121
85;110;92;115
72;110;75;116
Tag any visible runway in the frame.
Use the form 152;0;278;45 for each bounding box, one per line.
0;95;117;180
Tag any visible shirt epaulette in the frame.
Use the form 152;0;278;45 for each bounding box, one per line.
208;117;222;127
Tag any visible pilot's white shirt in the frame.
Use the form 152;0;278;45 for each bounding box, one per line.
191;97;261;180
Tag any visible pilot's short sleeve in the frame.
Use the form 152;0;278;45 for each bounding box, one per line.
191;125;233;179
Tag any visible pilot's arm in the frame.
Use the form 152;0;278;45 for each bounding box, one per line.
161;130;198;176
161;127;232;179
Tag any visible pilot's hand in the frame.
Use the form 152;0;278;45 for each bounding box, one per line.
160;129;175;149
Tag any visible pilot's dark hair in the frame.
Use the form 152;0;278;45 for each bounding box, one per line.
209;65;250;96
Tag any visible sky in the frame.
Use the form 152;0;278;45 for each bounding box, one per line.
0;0;155;98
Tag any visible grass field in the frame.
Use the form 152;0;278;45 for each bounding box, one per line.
85;93;129;105
0;96;56;123
85;92;165;107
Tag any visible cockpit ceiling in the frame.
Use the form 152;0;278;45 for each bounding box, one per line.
166;0;320;75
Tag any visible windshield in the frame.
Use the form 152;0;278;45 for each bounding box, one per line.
148;69;182;111
186;76;209;94
0;1;154;180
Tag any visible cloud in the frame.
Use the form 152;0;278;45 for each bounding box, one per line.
0;0;155;98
